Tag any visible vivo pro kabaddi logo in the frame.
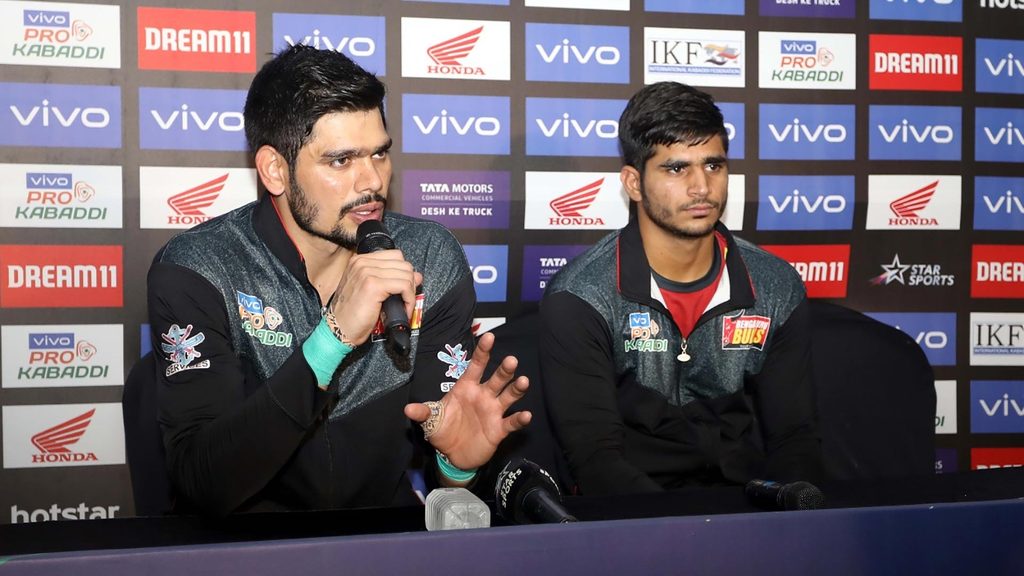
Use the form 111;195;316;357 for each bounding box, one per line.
4;3;121;68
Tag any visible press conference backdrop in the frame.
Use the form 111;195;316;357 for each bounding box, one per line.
0;0;1021;524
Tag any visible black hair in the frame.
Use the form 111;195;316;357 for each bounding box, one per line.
244;45;386;169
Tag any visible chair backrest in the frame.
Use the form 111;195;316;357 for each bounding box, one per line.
808;300;936;481
122;352;175;516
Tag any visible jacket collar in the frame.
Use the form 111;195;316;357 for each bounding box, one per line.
252;193;309;285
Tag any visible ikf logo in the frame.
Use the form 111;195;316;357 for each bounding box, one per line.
139;87;247;151
866;175;962;230
463;245;507;303
1;244;122;308
758;32;856;90
401;18;510;81
0;1;121;68
1;324;123;388
522;245;590;302
971;381;1024;433
526;97;626;157
643;27;745;88
974;176;1024;230
402;170;510;229
970;312;1024;366
869;34;962;91
868;105;961;160
760;244;850;298
869;0;963;22
976;38;1024;94
933;380;957;434
972;245;1024;298
526;23;629;84
523;172;628;230
0;163;122;229
403;94;510;155
719;102;745;160
2;403;125;468
759;104;855;160
0;82;120;148
757;175;854;231
139;167;256;229
644;0;744;15
137;7;255;73
865;312;956;366
975;107;1024;163
273;13;385;75
758;0;855;18
972;447;1024;470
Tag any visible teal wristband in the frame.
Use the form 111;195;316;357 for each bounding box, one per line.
436;451;478;482
301;316;354;388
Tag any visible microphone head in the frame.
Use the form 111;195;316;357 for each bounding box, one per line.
494;458;562;524
355;219;394;254
781;481;825;511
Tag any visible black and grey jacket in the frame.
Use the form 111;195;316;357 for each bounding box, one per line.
539;218;821;496
148;194;476;514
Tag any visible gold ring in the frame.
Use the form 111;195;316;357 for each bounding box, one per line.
421;400;444;440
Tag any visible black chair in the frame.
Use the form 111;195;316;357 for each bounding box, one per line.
122;352;175;516
808;300;936;481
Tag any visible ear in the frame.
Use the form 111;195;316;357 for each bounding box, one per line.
620;165;642;203
255;145;288;197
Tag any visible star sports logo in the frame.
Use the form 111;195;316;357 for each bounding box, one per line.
870;254;955;287
31;409;97;464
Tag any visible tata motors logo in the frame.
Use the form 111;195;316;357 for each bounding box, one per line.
0;82;120;148
933;380;957;434
526;97;626;157
521;245;589;301
866;312;956;366
972;244;1024;298
719;102;745;160
524;172;628;230
970;312;1024;366
866;175;961;230
757;175;854;231
976;38;1024;94
869;34;962;91
0;164;122;229
139;87;247;151
644;27;745;87
974;176;1024;230
2;324;123;388
0;244;122;308
759;0;855;18
645;0;744;15
139;167;256;229
758;32;856;90
971;447;1024;470
975;107;1024;163
759;103;855;160
402;18;509;80
869;0;963;22
0;1;120;68
402;170;510;230
869;105;961;160
971;380;1024;433
138;7;254;73
463;245;508;303
526;23;629;84
273;13;385;75
403;94;510;155
761;244;850;298
2;403;125;468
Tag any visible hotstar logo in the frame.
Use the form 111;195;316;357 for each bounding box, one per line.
427;27;484;75
30;409;98;463
549;178;604;225
166;173;226;225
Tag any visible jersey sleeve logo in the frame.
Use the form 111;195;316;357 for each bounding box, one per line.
161;323;211;376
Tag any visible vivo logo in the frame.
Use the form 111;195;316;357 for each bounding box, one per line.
978;39;1024;94
536;41;620;64
150;106;244;132
984;53;1024;77
413;110;501;136
718;102;744;160
768;120;846;143
868;312;956;366
535;114;617;139
471;265;498;284
23;10;69;27
0;83;121;149
781;40;816;54
983;191;1024;213
527;97;626;157
916;330;948;349
768;190;847;213
869;0;962;22
976;108;1024;162
283;32;375;56
869;105;961;161
979;395;1024;417
463;244;508;302
10;101;109;128
757;176;854;231
760;104;855;160
972;381;1024;432
139;87;247;151
878;120;954;143
28;333;74;349
26;173;72;189
272;14;386;74
525;23;629;84
983;122;1024;145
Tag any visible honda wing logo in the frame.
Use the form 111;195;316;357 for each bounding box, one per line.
550;178;602;217
428;27;482;66
890;180;938;218
168;174;227;216
31;409;94;455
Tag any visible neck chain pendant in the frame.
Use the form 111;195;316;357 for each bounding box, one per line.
677;339;691;363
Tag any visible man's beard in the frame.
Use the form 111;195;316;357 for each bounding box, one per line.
639;181;721;240
287;172;387;250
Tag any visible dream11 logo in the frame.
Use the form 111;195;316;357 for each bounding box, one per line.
137;6;255;73
760;244;850;298
869;34;962;91
0;244;122;308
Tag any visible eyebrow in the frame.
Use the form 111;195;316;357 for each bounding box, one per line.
658;155;728;170
320;138;393;162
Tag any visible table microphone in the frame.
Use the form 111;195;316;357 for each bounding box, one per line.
495;458;578;524
745;479;825;511
355;219;411;356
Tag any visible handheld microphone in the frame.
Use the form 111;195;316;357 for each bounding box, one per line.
425;487;490;531
744;479;824;511
494;458;578;525
355;219;411;356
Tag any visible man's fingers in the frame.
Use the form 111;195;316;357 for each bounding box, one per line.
404;402;429;423
459;332;494;384
503;411;532;434
486;354;519;394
